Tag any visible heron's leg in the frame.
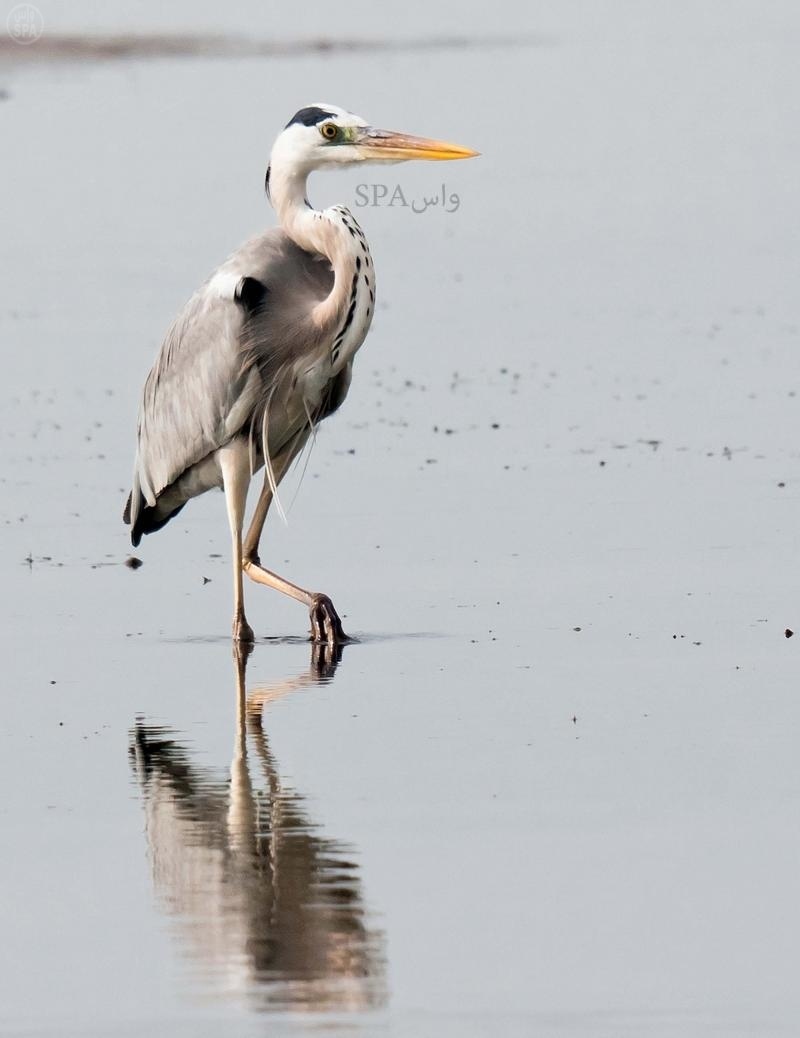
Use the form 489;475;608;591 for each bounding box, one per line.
242;467;350;648
219;440;254;644
244;557;349;647
241;444;295;564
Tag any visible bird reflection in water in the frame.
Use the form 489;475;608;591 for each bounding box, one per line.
129;644;386;1013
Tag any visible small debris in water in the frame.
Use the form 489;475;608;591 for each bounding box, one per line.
785;628;794;639
778;482;786;488
202;576;211;585
573;626;581;632
125;556;143;570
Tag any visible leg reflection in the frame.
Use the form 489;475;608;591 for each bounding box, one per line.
130;644;386;1013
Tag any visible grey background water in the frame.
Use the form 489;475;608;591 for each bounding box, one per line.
1;2;799;1035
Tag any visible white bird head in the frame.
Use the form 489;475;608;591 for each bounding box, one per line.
269;103;479;176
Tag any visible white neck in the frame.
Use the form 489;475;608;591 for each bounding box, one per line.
268;162;366;332
268;164;317;250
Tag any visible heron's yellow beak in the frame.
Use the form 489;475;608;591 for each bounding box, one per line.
358;128;479;161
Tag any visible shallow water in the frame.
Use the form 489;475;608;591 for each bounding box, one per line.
2;3;800;1036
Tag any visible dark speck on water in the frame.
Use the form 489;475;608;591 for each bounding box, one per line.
125;556;143;569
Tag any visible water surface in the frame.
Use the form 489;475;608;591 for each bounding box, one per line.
2;4;800;1036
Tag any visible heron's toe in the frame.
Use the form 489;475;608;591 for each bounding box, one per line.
309;593;350;648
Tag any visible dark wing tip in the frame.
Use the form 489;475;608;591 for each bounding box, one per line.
130;501;186;547
124;489;144;545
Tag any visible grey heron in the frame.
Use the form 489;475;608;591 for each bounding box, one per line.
124;104;477;646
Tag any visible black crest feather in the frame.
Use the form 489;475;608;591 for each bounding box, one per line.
285;106;337;128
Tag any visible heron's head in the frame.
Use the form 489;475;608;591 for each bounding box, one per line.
269;103;479;177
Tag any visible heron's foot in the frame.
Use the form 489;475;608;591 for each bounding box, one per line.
309;593;350;648
233;614;255;645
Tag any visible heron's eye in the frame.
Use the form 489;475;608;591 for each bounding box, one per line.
320;122;338;141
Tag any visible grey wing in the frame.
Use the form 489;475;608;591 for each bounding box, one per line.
124;283;261;544
124;231;334;547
